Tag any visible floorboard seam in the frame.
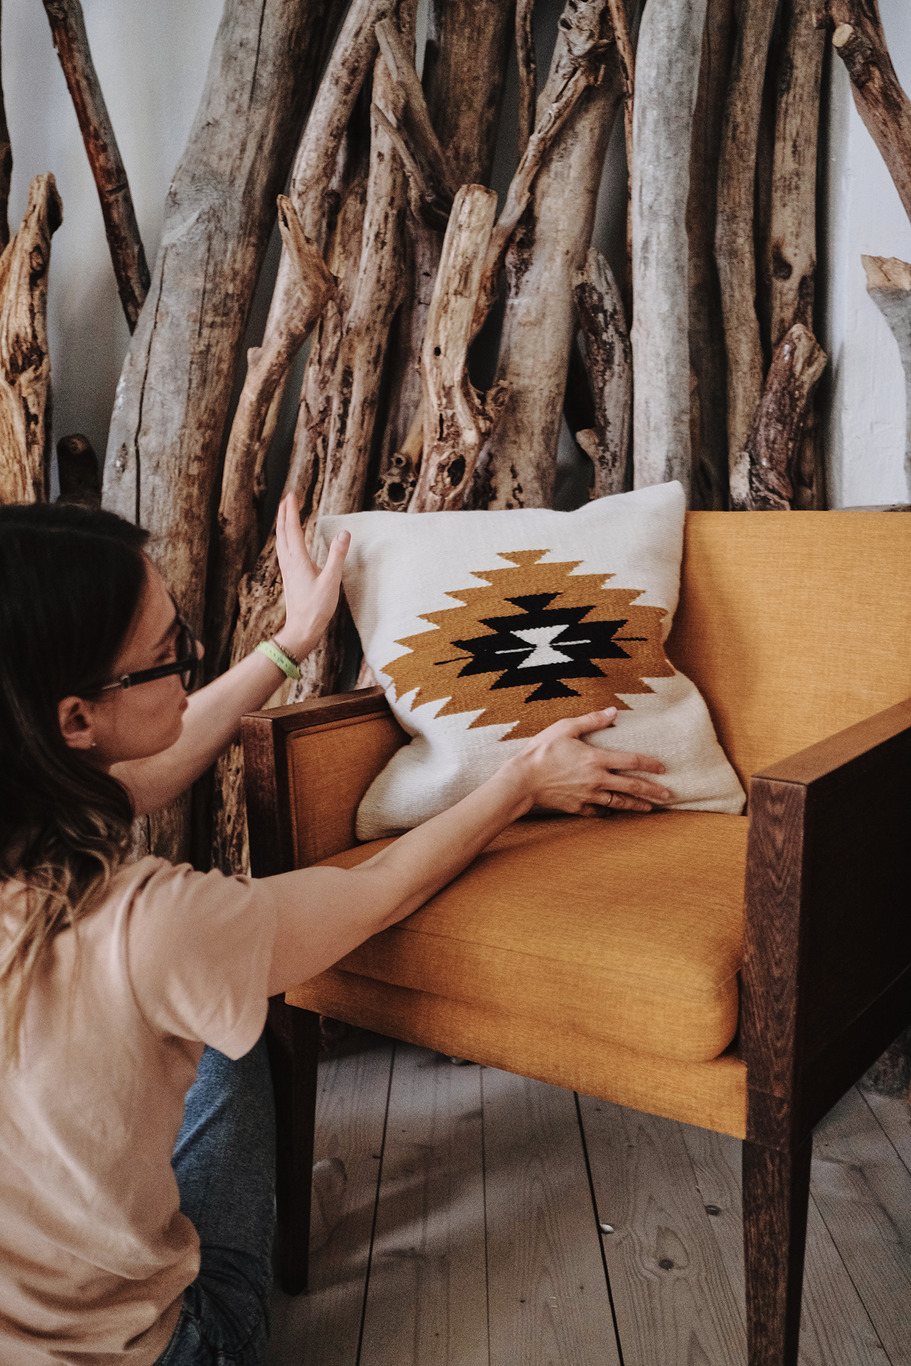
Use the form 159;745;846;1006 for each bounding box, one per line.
857;1084;911;1180
353;1040;396;1366
808;1186;890;1363
574;1092;626;1366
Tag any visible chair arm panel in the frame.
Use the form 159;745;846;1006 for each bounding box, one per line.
242;688;407;875
741;697;911;1148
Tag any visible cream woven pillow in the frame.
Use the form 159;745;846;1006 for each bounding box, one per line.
319;482;744;839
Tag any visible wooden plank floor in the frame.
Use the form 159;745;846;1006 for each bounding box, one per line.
268;1034;911;1366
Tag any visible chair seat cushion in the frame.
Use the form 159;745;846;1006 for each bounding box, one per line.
318;810;748;1064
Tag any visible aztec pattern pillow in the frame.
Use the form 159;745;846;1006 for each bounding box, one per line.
320;482;745;839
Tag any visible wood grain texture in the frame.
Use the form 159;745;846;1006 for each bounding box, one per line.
267;1000;320;1294
681;1120;890;1365
812;1087;911;1366
579;1098;745;1366
859;1084;911;1169
742;1137;812;1366
358;1045;489;1365
482;1068;620;1366
631;0;707;498
268;1033;395;1366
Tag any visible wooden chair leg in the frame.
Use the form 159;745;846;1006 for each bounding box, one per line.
742;1136;812;1366
265;997;320;1295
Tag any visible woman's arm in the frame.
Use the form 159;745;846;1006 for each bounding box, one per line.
264;710;673;994
112;495;349;815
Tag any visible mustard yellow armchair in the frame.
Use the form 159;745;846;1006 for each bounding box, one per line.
242;511;911;1366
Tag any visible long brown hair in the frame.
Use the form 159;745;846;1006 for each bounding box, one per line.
0;502;149;1065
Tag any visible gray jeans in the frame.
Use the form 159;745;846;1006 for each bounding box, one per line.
154;1037;275;1366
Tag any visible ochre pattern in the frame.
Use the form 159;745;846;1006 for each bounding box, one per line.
382;549;675;739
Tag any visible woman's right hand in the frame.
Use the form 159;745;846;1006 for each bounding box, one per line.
506;707;674;816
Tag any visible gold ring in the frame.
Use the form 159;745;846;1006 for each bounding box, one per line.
606;791;614;808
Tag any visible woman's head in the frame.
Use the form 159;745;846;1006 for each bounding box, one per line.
0;501;174;1064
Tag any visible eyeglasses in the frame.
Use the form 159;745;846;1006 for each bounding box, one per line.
94;611;201;695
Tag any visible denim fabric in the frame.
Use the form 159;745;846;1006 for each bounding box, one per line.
153;1037;276;1366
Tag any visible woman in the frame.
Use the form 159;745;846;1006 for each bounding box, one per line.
0;495;672;1364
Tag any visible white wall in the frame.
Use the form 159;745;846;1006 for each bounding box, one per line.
4;0;910;506
820;0;911;506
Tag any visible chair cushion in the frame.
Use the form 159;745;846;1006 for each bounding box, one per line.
316;810;748;1065
319;483;745;839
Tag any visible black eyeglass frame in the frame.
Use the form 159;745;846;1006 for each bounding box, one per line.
93;611;201;695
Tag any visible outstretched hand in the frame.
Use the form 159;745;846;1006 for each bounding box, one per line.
274;493;350;658
512;707;673;816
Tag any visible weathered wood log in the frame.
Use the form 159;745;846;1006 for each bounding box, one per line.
516;0;538;155
375;18;455;224
42;0;149;331
742;322;827;510
56;434;100;507
103;0;345;863
480;0;622;510
0;3;11;252
768;0;825;510
207;198;336;672
371;0;514;511
408;185;501;512
423;0;516;189
816;0;911;227
864;255;911;496
631;0;708;499
572;247;631;499
716;0;779;510
0;174;62;506
687;0;735;509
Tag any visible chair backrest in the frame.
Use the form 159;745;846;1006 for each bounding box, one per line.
667;511;911;789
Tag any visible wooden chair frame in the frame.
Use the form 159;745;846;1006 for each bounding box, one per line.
243;680;911;1366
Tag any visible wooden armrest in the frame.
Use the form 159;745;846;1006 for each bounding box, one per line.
242;687;408;875
740;696;911;1148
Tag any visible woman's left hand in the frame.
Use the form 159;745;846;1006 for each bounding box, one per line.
274;493;350;658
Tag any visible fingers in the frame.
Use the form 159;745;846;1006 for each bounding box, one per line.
597;747;666;775
562;707;618;738
322;527;350;580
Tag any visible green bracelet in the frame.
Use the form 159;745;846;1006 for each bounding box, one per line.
256;639;301;681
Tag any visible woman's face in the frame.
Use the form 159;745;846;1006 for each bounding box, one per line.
75;558;194;765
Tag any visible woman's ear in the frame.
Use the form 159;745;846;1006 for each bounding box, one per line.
57;696;98;751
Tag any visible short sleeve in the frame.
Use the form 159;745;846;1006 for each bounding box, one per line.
122;859;278;1058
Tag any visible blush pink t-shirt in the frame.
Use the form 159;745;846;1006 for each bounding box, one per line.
0;856;278;1365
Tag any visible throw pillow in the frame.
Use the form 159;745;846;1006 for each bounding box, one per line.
319;481;745;839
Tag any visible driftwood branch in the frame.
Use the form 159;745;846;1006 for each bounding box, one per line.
480;0;622;509
816;0;911;226
769;0;826;509
409;185;501;512
573;247;631;499
375;17;456;222
0;4;11;252
516;0;538;154
687;0;736;509
41;0;149;331
716;0;779;507
631;0;707;498
56;434;100;507
371;0;515;511
103;0;344;864
207;198;337;670
0;174;62;506
742;323;827;510
864;255;911;496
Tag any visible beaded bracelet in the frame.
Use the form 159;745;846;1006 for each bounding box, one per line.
255;639;302;681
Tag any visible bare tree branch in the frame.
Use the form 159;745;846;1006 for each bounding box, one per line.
41;0;149;330
816;0;911;227
409;185;503;511
742;323;827;510
573;247;631;499
516;0;538;154
0;174;62;506
715;0;779;507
